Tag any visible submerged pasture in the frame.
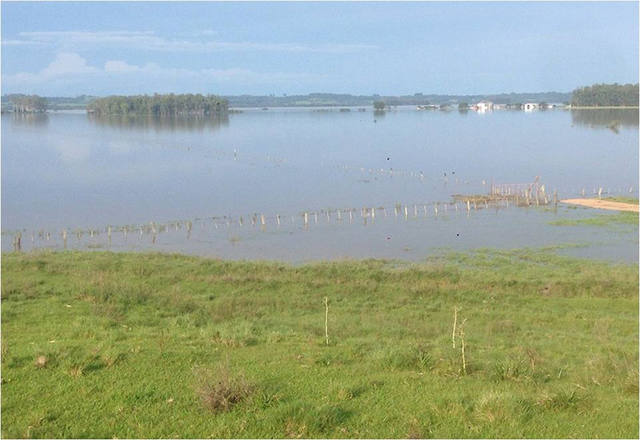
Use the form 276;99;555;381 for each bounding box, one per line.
1;249;638;438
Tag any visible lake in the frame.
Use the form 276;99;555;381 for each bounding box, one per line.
2;107;638;262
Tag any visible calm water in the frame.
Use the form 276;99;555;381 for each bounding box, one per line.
2;107;638;262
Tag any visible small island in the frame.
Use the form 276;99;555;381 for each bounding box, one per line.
571;83;639;108
86;93;229;116
3;94;48;113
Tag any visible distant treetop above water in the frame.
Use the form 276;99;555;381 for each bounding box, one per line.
571;83;639;107
4;94;48;113
86;93;228;116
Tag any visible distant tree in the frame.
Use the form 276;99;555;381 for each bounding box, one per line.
539;101;548;110
571;83;639;107
87;94;228;116
458;102;468;110
10;94;47;113
373;101;386;111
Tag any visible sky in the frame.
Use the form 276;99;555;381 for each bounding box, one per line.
1;1;638;97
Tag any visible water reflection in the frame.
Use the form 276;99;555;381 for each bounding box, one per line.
10;112;49;126
2;109;637;263
87;113;229;131
571;109;639;132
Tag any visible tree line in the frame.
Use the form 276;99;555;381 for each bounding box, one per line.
6;94;48;113
87;94;229;116
571;83;639;107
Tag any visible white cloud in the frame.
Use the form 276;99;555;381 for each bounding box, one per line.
1;39;44;47
104;60;142;73
5;30;376;53
2;54;325;93
42;52;97;76
2;52;98;85
15;31;159;46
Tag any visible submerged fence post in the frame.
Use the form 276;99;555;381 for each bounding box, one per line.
151;222;157;244
13;232;22;252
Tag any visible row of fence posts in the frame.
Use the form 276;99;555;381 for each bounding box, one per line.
10;198;512;251
490;181;557;207
9;183;637;252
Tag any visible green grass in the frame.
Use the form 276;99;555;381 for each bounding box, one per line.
604;196;639;204
550;211;638;227
1;249;638;438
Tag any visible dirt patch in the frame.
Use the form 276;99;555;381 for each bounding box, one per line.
560;198;639;213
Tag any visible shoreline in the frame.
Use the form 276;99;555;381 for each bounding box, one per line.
568;106;639;110
560;198;639;213
2;244;637;267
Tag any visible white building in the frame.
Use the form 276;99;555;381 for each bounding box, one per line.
523;102;539;111
476;101;493;112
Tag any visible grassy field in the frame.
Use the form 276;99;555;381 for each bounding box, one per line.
604;196;640;205
1;249;638;438
549;211;638;227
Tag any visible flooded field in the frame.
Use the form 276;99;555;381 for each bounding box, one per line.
2;108;638;262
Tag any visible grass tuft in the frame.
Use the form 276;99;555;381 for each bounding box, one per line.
34;355;47;368
194;364;254;413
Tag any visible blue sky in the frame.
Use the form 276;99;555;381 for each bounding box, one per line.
1;2;638;96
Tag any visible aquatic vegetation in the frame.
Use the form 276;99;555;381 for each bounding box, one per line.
550;211;638;227
604;196;639;204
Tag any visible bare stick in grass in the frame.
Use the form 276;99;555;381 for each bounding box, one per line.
460;318;468;375
452;306;458;348
324;296;329;346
